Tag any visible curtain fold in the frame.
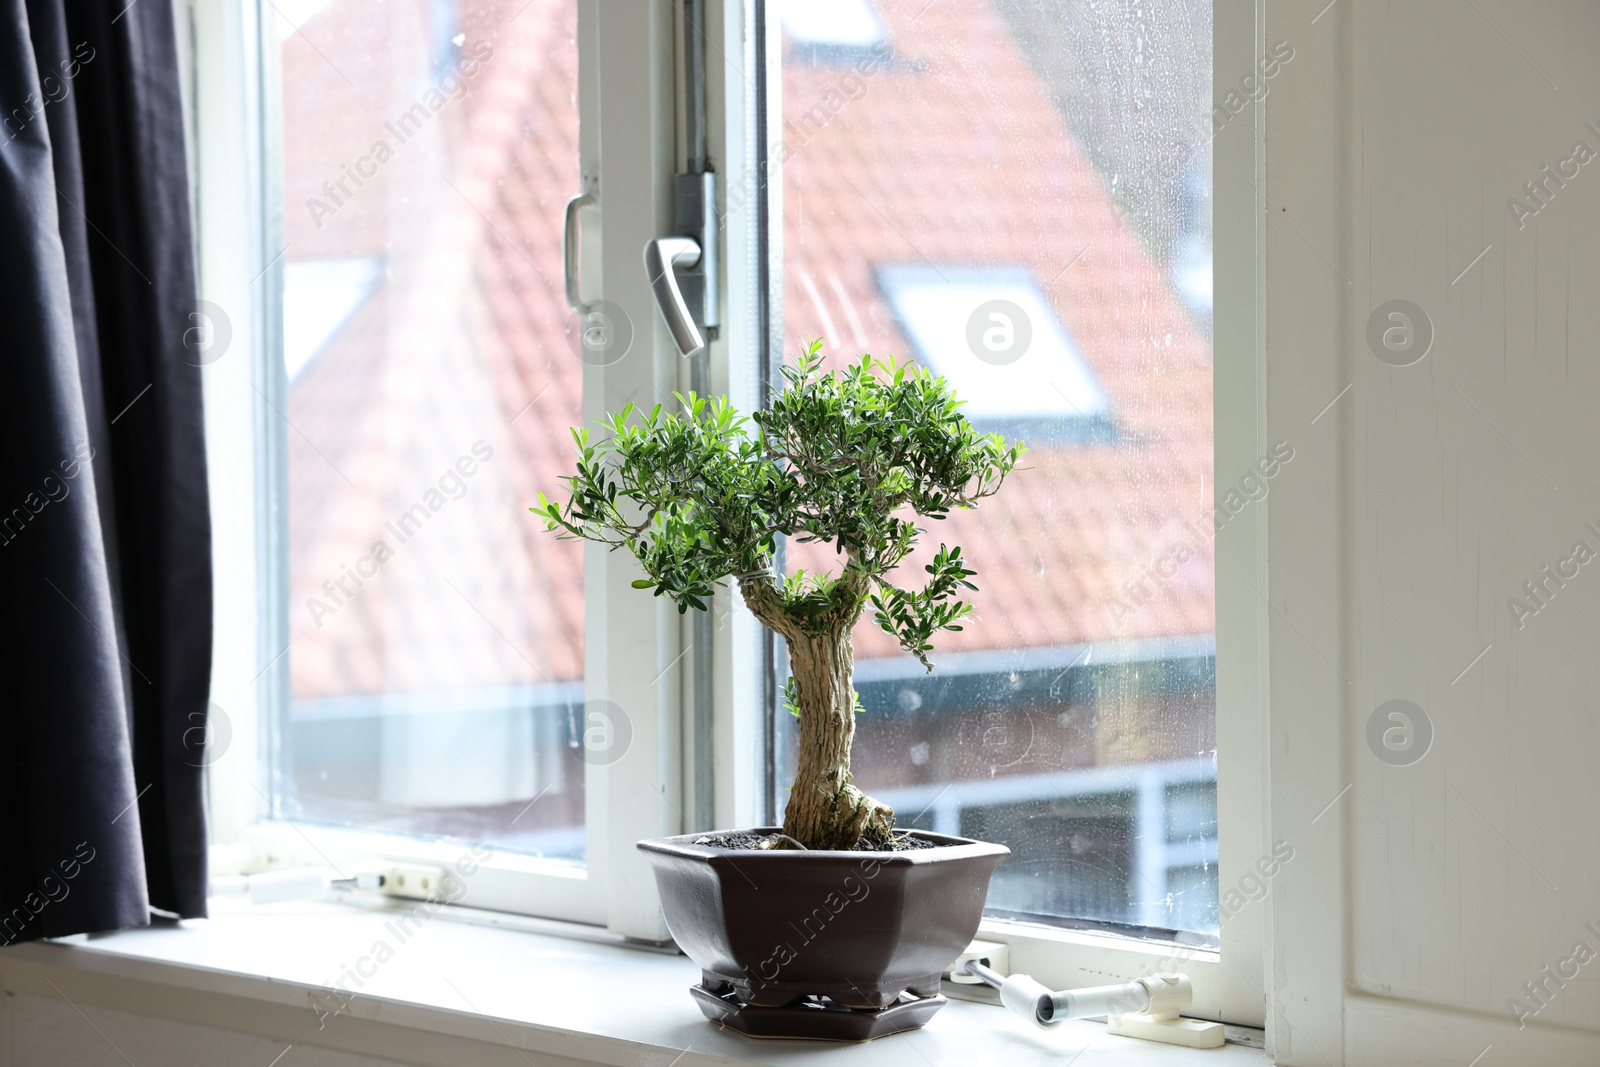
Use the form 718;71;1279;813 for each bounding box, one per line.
0;0;212;944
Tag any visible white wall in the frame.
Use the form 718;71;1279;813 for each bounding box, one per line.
1263;0;1600;1063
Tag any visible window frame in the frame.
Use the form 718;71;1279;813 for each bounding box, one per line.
738;0;1269;1025
193;0;720;941
190;0;1269;1020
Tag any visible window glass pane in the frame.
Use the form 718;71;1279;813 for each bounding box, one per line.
277;0;585;860
772;0;1216;936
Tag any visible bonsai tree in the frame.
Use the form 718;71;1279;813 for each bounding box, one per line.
532;341;1025;850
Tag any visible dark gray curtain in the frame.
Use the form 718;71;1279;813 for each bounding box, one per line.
0;0;212;943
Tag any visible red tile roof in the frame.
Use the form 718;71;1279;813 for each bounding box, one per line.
780;1;1213;659
283;0;1212;698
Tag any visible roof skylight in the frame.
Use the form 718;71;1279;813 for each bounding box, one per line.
876;266;1111;441
283;257;382;381
780;0;889;51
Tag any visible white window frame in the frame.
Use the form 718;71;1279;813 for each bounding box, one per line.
188;0;1270;1021
191;0;730;941
957;0;1266;1026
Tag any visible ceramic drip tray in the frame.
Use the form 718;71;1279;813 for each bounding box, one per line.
690;983;947;1041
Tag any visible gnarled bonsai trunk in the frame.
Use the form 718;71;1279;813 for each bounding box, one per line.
739;575;895;850
782;630;895;850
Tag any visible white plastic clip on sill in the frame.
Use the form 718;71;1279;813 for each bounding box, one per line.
961;959;1225;1049
208;869;386;907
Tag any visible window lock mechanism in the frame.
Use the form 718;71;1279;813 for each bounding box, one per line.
645;171;718;358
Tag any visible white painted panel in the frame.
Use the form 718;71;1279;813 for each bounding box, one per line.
1265;0;1600;1061
1344;0;1600;1037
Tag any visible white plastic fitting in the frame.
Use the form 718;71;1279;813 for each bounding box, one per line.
1134;972;1194;1017
997;972;1058;1027
949;940;1009;985
209;869;384;906
992;973;1153;1027
1104;973;1225;1049
963;962;1224;1048
1050;975;1163;1021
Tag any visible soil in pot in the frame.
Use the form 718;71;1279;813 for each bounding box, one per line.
689;831;940;852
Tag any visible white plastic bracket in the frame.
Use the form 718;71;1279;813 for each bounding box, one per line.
948;939;1010;985
377;863;455;902
955;961;1227;1049
1107;1011;1226;1049
1106;974;1224;1049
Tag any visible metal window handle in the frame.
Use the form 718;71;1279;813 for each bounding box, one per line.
564;193;595;311
643;236;705;356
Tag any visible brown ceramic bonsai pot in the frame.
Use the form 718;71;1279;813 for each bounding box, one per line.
638;827;1007;1039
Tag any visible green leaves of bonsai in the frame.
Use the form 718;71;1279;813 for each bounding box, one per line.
531;339;1026;663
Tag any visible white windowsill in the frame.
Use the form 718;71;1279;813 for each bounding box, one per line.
0;899;1269;1066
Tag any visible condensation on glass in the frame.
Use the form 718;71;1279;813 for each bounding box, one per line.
276;0;585;860
771;0;1218;938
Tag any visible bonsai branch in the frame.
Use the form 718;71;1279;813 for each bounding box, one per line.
535;345;1025;851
